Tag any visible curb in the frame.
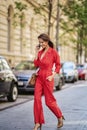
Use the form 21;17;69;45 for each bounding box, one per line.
0;98;31;111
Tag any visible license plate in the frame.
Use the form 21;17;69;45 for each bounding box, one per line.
18;81;23;86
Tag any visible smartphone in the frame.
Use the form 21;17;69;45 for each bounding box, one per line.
37;44;41;48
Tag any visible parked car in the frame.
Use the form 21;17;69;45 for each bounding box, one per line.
0;56;18;102
76;63;87;80
54;70;65;90
53;63;65;90
13;60;65;92
62;61;78;83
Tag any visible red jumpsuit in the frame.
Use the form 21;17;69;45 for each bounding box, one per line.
34;47;62;124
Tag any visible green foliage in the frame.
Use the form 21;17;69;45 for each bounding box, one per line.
32;1;53;35
15;2;27;11
33;7;42;15
60;0;87;62
33;1;48;15
61;0;87;44
13;2;27;28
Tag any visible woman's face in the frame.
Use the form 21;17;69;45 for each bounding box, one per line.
38;38;49;49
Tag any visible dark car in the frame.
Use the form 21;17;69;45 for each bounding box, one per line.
76;63;87;80
0;56;18;101
13;60;64;92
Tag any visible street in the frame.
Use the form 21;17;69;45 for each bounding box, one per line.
0;81;87;130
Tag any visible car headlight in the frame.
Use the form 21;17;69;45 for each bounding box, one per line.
67;71;74;76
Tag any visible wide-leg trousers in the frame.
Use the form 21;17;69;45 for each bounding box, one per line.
34;75;62;124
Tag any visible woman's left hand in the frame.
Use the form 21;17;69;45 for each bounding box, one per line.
46;75;54;81
46;72;56;81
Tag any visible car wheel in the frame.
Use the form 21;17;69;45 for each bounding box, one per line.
71;80;75;83
7;83;18;102
56;78;63;91
71;77;75;83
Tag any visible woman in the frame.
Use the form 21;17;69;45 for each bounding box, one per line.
33;33;64;130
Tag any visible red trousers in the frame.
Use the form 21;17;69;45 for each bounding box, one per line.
34;75;62;124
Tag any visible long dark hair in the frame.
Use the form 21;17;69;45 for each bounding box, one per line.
38;33;54;48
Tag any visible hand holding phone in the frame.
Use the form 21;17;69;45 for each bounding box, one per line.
36;44;42;51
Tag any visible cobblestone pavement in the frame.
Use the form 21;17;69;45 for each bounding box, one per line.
0;81;87;130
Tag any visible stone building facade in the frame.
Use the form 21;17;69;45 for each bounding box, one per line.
0;0;76;67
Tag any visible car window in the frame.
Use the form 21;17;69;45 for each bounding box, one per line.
76;65;84;69
63;62;74;69
84;64;87;69
15;61;36;70
1;59;10;70
0;60;3;71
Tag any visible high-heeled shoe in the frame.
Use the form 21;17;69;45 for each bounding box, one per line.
57;116;65;128
33;123;42;130
62;115;65;120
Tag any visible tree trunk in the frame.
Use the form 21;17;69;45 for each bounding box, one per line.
56;0;60;51
48;0;52;36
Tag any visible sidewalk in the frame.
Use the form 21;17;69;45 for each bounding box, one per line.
0;94;34;111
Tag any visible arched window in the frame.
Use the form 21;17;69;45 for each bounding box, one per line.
7;5;14;51
30;18;34;52
20;12;25;53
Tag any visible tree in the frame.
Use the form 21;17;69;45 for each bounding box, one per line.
48;0;53;35
32;0;55;36
33;0;61;49
60;0;87;63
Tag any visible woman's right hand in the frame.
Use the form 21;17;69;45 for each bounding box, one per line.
36;44;41;51
36;44;42;53
34;44;41;59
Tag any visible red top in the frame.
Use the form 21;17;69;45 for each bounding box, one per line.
34;47;60;76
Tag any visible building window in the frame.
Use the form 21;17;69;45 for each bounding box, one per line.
20;13;25;53
30;18;34;53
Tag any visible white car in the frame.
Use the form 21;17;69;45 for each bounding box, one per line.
62;61;78;83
